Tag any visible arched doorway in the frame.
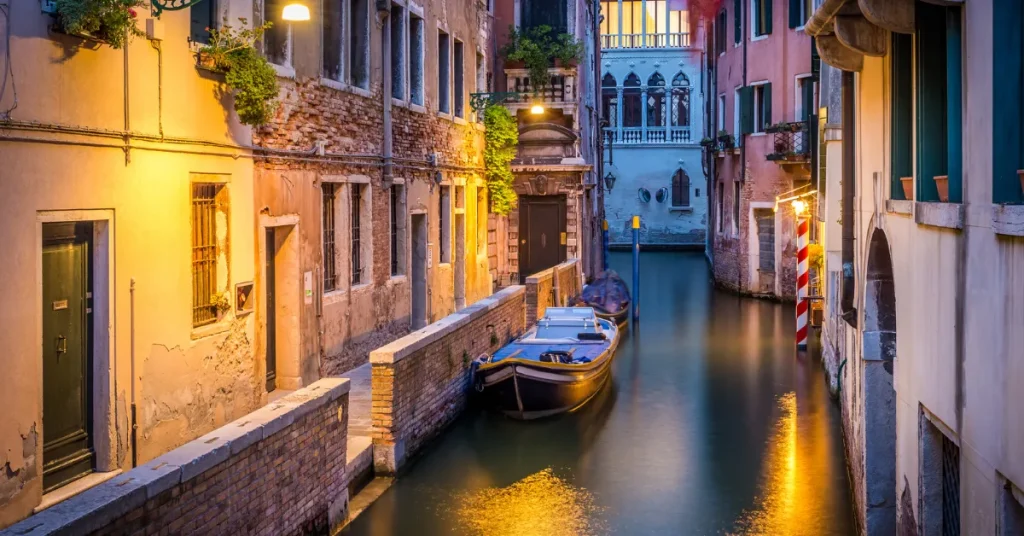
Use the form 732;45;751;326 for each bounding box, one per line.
863;228;897;533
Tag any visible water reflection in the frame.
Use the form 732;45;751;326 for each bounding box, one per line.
342;252;854;536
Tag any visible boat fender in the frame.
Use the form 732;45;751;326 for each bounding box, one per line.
470;359;485;393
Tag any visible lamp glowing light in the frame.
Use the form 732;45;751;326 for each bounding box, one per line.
792;199;807;216
530;103;545;115
282;2;311;21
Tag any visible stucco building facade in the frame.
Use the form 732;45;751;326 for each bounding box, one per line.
705;0;814;300
598;1;707;248
810;0;1024;534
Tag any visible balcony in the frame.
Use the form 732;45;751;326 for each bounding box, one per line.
600;32;692;49
765;121;810;166
604;126;691;145
504;67;578;115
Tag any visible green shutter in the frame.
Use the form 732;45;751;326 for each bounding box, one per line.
763;83;772;126
764;0;773;35
734;0;742;43
945;6;962;203
915;1;948;203
891;33;913;200
789;0;800;28
993;0;1024;203
740;86;754;134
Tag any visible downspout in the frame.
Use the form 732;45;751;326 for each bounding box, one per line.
840;70;856;326
381;6;394;187
738;0;747;292
130;278;138;467
123;40;131;164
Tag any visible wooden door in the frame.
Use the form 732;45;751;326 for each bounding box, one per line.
265;228;277;392
42;222;94;492
519;195;566;278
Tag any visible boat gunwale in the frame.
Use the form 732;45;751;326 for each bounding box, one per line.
477;323;620;374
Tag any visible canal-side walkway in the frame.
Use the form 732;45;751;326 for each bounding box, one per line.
340;363;373;481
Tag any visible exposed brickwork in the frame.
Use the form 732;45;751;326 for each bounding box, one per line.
525;259;582;325
369;287;526;473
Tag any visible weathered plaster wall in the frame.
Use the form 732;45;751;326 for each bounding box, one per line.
0;4;259;526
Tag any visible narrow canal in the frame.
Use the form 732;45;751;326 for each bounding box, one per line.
342;251;855;535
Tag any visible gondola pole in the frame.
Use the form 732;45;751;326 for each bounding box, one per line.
602;219;609;271
632;215;640;321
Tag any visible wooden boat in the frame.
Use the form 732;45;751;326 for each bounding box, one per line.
474;307;620;420
577;270;631;327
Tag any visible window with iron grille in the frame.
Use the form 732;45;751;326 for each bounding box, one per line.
439;185;451;263
672;169;690;207
323;183;338;291
942;435;961;536
191;184;219;327
351;184;363;284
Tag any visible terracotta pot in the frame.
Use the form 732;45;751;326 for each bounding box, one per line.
933;175;949;202
900;176;914;200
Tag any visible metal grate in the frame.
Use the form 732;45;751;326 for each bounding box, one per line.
390;185;400;276
351;184;362;285
191;184;218;327
322;183;337;291
942;435;961;536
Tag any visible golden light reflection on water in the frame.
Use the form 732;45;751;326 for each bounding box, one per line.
730;392;801;535
447;468;605;536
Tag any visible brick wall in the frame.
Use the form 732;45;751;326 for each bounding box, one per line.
368;287;526;474
524;259;583;325
7;380;351;536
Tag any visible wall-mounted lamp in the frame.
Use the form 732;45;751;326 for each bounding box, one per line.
792;199;808;216
603;172;616;192
282;2;311;21
530;103;546;115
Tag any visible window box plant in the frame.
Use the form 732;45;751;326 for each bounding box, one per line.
52;0;145;49
195;18;280;127
716;130;735;150
901;176;914;200
501;25;583;89
933;175;949;202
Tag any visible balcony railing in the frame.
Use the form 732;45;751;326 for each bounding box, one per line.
765;121;810;164
505;67;577;104
600;32;691;49
604;126;691;144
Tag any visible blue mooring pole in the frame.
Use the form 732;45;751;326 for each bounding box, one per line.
632;215;640;321
602;219;609;272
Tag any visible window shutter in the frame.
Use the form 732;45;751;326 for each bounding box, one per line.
764;0;773;34
734;0;741;43
763;83;772;126
740;86;754;134
788;0;801;28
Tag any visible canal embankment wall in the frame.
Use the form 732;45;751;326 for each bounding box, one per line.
368;286;527;474
3;379;351;536
525;259;583;325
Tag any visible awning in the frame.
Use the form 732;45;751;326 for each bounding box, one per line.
804;0;915;72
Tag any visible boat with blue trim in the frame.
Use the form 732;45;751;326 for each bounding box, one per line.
474;307;620;420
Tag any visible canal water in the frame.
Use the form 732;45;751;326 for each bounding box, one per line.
342;252;855;535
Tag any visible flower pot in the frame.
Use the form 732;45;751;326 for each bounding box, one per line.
933;175;949;202
900;177;914;200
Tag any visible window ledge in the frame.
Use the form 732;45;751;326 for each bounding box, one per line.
992;204;1024;237
885;199;913;215
438;111;453;120
750;132;766;137
669;206;693;212
391;97;406;107
408;102;427;114
388;275;408;284
191;318;232;340
320;77;347;91
914;202;963;230
347;85;373;99
453;116;468;125
751;34;769;42
271;63;296;80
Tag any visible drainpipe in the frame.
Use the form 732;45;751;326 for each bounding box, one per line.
381;4;394;187
130;278;138;467
738;0;748;293
840;70;856;327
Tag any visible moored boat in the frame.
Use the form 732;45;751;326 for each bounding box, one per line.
577;270;631;327
474;307;620;420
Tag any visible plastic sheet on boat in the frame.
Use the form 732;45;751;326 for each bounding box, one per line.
579;270;631;314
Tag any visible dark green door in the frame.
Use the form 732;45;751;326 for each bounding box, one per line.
265;228;277;392
42;222;94;492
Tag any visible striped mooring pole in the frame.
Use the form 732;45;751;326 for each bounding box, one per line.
632;215;640;321
796;216;810;350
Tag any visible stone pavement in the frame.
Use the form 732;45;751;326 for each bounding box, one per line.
340;363;372;437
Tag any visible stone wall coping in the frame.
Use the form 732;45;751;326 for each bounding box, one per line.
523;258;579;284
369;286;526;365
3;378;350;536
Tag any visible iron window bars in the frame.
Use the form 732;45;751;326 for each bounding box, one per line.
191;184;219;327
323;183;337;291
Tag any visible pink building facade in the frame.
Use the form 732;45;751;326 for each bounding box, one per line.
705;0;814;300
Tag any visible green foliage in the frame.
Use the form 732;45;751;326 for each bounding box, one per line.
484;106;519;215
199;18;280;126
55;0;145;49
501;25;583;89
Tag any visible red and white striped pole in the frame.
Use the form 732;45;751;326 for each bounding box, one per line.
795;212;810;350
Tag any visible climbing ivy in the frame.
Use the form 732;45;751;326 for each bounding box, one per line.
484;106;519;215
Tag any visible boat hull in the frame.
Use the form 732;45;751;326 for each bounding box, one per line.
476;324;620;420
594;306;629;327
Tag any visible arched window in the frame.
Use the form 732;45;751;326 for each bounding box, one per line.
670;72;691;127
672;169;690;207
646;72;666;127
622;73;642;127
602;73;618;128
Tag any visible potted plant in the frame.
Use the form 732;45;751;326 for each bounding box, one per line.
717;130;735;150
197;18;280;127
699;137;714;148
53;0;145;49
900;176;914;200
933;175;949;202
502;25;583;89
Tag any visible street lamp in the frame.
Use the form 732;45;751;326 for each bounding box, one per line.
792;199;807;216
603;172;616;192
282;2;311;21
